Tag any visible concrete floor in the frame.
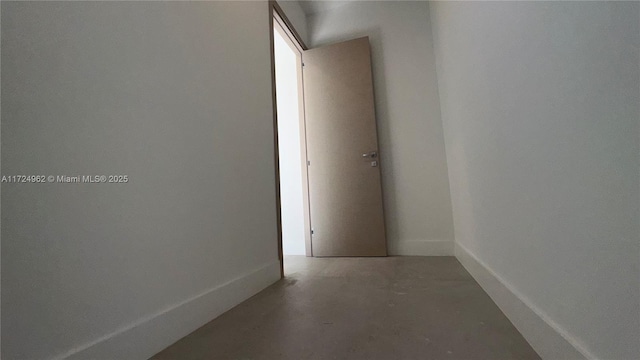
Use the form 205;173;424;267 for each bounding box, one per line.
152;256;540;360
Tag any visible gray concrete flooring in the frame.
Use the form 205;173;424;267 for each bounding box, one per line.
152;256;540;360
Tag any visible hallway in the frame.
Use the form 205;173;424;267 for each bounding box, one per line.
152;256;540;359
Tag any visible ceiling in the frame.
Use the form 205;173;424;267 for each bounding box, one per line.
297;1;354;16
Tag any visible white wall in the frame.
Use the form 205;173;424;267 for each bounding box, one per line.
277;0;309;46
430;2;639;359
1;1;280;359
307;1;455;255
275;30;306;256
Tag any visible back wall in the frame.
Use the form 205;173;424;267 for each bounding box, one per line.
307;1;455;255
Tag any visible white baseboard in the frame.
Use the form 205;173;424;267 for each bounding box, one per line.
454;243;594;360
389;239;454;256
58;261;281;360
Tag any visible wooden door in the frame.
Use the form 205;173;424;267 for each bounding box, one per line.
303;37;387;257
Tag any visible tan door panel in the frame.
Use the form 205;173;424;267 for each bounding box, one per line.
303;37;387;257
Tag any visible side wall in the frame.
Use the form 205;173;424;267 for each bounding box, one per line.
1;2;280;358
430;2;640;359
308;1;455;255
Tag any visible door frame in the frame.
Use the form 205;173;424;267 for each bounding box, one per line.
269;0;312;278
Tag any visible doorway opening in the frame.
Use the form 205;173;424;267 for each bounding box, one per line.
270;3;387;276
272;4;312;276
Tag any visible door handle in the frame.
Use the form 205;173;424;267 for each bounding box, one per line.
362;151;378;158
